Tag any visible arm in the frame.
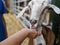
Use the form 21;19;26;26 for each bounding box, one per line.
0;29;40;45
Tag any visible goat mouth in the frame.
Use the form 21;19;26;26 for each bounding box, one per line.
31;25;36;29
30;23;38;29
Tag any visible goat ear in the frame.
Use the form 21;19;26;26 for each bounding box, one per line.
49;4;60;14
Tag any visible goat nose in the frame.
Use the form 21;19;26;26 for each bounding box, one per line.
30;20;37;25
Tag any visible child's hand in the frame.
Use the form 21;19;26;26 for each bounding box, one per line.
27;29;41;39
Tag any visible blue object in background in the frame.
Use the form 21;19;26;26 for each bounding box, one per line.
0;0;7;42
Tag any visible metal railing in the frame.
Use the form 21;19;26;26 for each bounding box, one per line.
10;0;28;15
10;0;31;28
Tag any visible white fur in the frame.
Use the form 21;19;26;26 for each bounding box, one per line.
49;4;60;14
17;0;60;45
30;0;50;20
34;27;46;45
30;0;50;45
34;34;46;45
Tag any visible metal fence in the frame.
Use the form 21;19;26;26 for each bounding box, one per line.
10;0;31;28
10;0;29;15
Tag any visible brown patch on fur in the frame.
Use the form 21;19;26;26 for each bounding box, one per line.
42;25;55;45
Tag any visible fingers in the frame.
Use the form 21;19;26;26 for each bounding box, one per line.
33;31;41;39
28;29;41;39
37;32;41;36
22;28;41;39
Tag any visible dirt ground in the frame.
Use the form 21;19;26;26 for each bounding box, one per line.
3;13;29;45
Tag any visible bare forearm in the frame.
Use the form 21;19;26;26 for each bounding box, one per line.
0;29;40;45
0;29;30;45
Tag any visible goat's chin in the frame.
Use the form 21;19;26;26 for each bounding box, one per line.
30;25;36;29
